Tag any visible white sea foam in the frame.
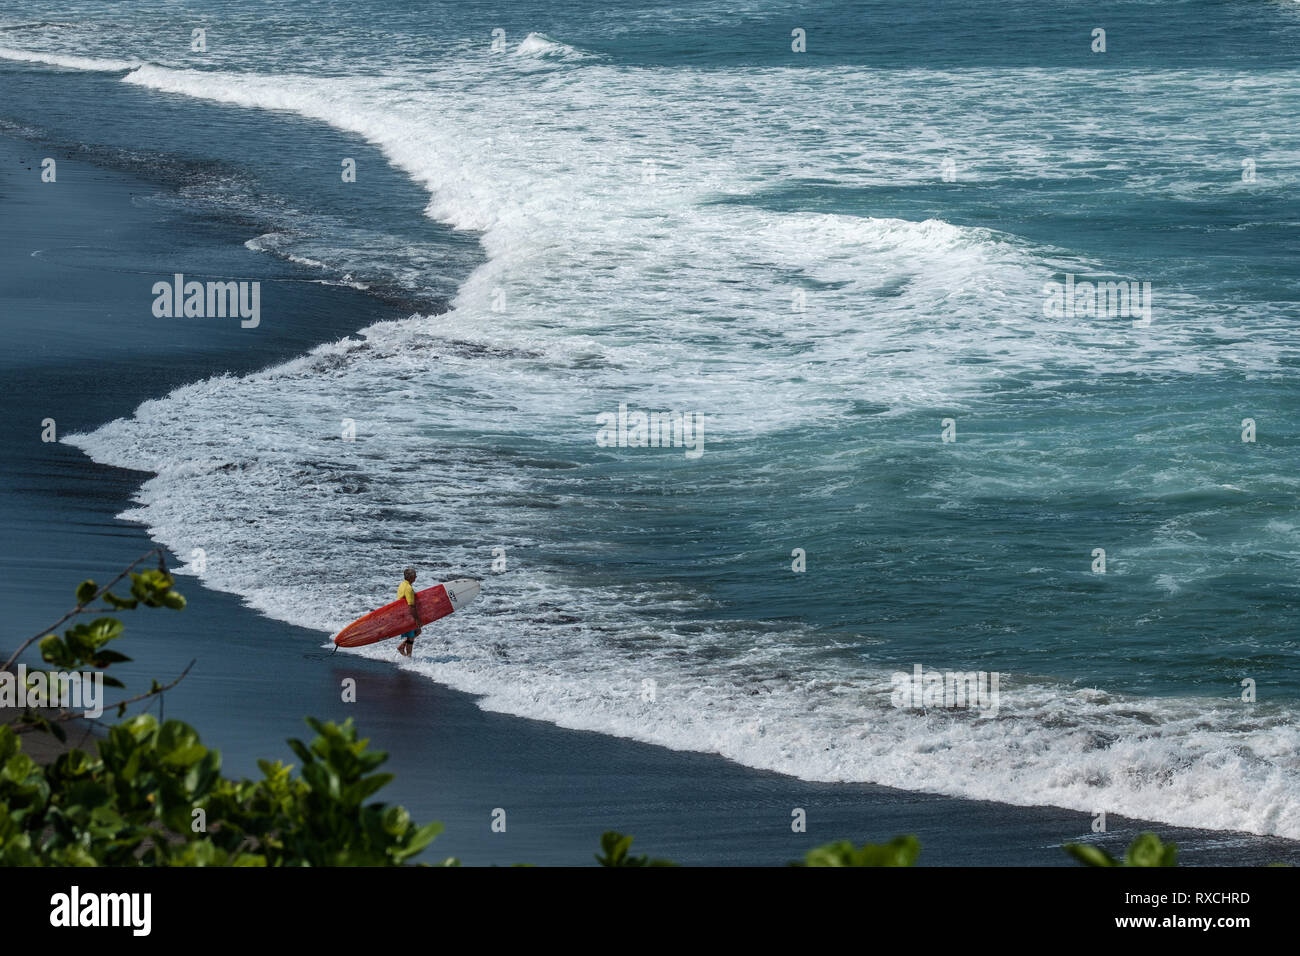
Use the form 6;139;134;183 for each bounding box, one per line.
511;32;600;61
0;44;139;71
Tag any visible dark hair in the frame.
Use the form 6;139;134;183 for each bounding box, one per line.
404;567;416;578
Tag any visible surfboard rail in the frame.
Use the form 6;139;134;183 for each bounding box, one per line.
333;579;480;647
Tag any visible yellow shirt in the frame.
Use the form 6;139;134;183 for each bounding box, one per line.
398;580;416;606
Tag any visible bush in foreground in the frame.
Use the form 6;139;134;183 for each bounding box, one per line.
0;715;448;866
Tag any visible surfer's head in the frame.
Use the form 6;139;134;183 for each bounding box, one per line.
404;567;417;582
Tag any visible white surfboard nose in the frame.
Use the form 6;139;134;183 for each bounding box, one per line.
444;578;481;612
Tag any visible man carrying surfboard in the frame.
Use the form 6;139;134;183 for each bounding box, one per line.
333;571;480;650
396;566;422;656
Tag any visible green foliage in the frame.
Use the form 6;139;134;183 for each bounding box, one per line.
795;834;921;867
3;564;454;866
16;570;188;735
595;831;677;867
40;617;127;681
94;568;187;612
0;716;449;866
1063;832;1178;867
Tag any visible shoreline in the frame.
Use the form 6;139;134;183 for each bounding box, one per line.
2;109;1298;865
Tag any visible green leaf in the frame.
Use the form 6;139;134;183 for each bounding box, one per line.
1125;833;1176;868
594;831;673;867
800;835;920;867
121;748;142;783
1064;842;1118;867
76;580;97;604
85;617;125;645
161;744;208;769
405;820;444;855
91;649;131;666
286;738;313;766
381;805;411;837
38;634;73;667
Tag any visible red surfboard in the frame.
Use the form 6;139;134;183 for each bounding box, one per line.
333;579;481;647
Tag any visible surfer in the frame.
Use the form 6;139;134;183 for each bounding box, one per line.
396;566;422;656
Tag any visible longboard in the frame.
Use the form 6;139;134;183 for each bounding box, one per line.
333;579;481;648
